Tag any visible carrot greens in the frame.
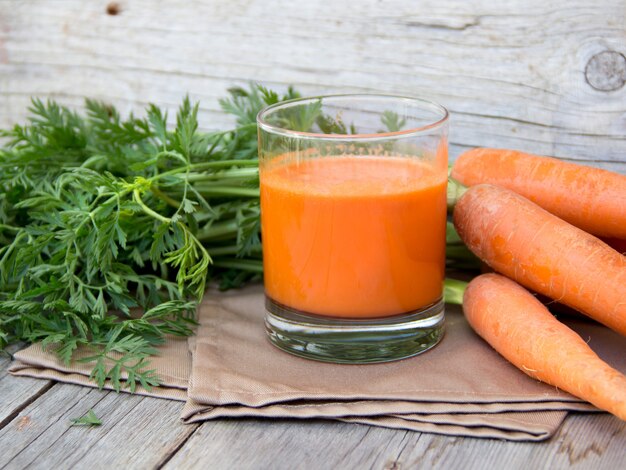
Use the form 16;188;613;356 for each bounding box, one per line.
70;409;102;427
0;85;297;388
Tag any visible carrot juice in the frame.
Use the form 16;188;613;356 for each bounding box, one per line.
260;155;447;318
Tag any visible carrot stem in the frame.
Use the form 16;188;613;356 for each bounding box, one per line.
443;278;467;305
447;177;467;212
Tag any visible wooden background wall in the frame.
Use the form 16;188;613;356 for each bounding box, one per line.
1;0;624;171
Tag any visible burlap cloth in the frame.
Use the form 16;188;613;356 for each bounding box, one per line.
11;283;625;441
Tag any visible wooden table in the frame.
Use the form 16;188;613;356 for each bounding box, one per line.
1;350;626;469
1;0;625;468
1;0;625;173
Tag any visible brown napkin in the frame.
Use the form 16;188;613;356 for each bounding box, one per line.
9;335;190;402
11;283;626;441
180;285;619;440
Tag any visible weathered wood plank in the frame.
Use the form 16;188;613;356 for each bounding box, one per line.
383;413;626;469
0;374;52;431
165;418;415;470
0;383;198;469
163;414;626;470
538;413;626;468
0;0;624;171
0;344;23;380
0;346;53;430
0;384;94;468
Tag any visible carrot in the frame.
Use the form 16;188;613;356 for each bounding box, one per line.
451;148;626;239
453;184;626;336
463;273;626;421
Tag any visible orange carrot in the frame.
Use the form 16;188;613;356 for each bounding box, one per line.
451;148;626;239
453;184;626;336
463;273;626;421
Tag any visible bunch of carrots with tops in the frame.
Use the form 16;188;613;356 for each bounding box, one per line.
448;149;626;421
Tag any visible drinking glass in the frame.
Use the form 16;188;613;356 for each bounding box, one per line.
257;94;449;363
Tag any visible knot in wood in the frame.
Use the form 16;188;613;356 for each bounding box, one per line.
106;2;121;16
584;51;626;92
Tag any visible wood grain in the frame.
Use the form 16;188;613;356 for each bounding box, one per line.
0;345;52;430
0;376;623;469
384;413;626;469
0;0;624;171
0;384;198;470
164;415;626;470
165;418;420;469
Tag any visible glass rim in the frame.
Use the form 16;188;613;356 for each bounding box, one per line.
256;93;449;141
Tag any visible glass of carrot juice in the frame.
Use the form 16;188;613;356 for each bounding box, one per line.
257;94;449;363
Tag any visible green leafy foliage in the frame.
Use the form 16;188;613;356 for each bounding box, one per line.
0;84;296;388
380;111;407;132
70;409;102;427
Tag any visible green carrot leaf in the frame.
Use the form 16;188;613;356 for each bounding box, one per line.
70;409;102;427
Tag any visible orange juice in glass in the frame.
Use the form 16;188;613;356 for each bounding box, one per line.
257;95;448;363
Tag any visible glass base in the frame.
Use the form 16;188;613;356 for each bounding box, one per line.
264;298;445;364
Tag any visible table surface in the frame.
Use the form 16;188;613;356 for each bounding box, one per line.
1;346;626;470
1;0;625;174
